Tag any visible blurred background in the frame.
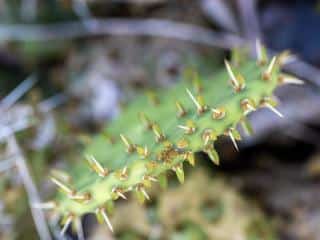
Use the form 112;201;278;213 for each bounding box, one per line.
1;0;320;239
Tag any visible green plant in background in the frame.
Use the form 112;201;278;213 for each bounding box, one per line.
42;45;301;235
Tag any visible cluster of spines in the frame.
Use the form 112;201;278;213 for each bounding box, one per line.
37;44;303;236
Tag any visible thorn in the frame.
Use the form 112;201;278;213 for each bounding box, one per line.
265;103;283;118
149;176;158;182
183;151;195;166
225;59;237;87
111;187;127;200
263;56;277;80
50;177;76;196
120;166;128;180
225;60;245;91
177;123;196;134
138;185;150;201
69;192;91;204
278;74;304;85
85;154;108;177
204;135;210;146
202;129;217;146
143;175;158;182
211;107;226;120
142;175;155;188
204;146;220;165
173;164;184;184
228;128;239;152
60;214;74;236
115;166;129;180
175;101;187;117
122;166;127;175
186;88;201;110
267;56;277;75
240;98;256;115
117;191;127;200
260;97;283;118
141;188;150;200
134;183;151;203
152;123;166;142
32;201;57;210
96;208;114;233
186;88;207;114
120;134;135;153
240;118;254;136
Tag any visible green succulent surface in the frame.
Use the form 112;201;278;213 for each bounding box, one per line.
49;49;296;233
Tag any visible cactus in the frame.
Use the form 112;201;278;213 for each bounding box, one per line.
44;46;302;234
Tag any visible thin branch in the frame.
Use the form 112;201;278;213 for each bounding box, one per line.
236;0;262;60
0;93;67;142
236;0;261;41
0;118;32;142
3;17;318;87
200;0;239;33
0;18;244;49
38;93;68;113
0;74;37;111
6;135;52;240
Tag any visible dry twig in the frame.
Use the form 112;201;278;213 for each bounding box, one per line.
6;136;52;240
0;18;244;49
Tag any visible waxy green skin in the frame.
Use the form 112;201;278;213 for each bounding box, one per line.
55;59;280;218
